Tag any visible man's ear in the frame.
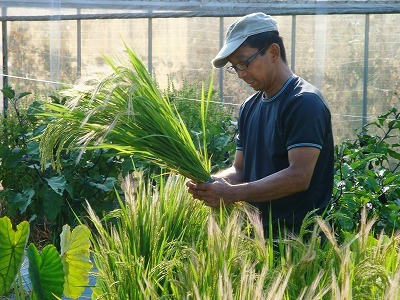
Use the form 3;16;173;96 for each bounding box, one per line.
268;43;281;62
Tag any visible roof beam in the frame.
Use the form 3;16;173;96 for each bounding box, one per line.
1;0;400;21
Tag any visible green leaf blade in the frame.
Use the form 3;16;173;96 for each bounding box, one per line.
0;217;30;296
60;224;92;299
39;44;212;183
27;244;64;300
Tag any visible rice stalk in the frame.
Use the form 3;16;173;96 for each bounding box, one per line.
86;171;400;299
264;267;292;300
38;43;212;183
296;270;330;300
88;173;211;299
384;251;400;300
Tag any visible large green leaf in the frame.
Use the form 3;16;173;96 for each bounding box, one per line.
14;189;35;214
27;243;64;300
89;177;117;191
60;224;92;299
0;217;30;295
43;189;63;221
45;175;67;195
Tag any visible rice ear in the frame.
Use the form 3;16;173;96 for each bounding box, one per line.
38;44;212;182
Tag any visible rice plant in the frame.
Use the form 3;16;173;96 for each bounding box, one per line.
87;173;210;299
38;44;212;183
88;173;400;299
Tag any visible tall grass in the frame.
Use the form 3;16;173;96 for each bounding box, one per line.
87;173;210;299
38;44;211;183
87;173;400;299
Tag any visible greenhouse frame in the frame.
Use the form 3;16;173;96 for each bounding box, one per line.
1;0;400;143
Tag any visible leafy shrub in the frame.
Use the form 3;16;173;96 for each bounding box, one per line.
332;106;400;234
0;86;132;244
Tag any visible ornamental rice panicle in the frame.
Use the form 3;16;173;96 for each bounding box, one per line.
39;44;212;183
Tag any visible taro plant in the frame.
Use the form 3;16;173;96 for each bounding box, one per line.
38;44;212;184
332;106;400;235
0;216;92;299
0;216;29;297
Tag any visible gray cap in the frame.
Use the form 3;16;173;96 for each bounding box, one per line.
212;12;278;68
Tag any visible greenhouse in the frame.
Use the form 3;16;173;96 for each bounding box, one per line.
1;1;400;299
1;0;400;142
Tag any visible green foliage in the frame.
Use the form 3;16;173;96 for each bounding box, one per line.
332;106;400;234
0;217;92;299
0;216;29;296
89;173;400;299
38;44;212;183
60;224;92;299
27;243;65;300
0;68;235;243
88;174;210;298
0;86;130;243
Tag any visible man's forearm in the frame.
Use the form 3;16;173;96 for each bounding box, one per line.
214;166;244;185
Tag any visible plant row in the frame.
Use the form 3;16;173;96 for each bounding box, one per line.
2;174;399;299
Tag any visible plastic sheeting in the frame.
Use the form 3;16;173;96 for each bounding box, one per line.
1;1;400;143
1;0;400;20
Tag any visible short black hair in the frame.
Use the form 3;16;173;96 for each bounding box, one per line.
243;31;287;64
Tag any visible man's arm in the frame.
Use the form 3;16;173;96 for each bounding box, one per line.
189;147;320;208
213;150;244;184
238;146;320;202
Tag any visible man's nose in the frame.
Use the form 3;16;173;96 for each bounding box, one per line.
236;69;247;79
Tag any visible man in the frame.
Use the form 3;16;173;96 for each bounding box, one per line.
186;12;334;236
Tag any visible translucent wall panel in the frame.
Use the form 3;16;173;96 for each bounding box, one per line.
151;17;216;86
1;13;400;144
5;20;77;99
80;18;148;78
295;15;367;143
368;14;400;117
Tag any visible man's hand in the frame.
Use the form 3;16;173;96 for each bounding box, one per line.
186;177;234;208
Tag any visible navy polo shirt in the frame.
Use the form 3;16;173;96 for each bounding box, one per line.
236;75;334;230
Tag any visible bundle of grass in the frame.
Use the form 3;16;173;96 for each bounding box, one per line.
39;44;212;183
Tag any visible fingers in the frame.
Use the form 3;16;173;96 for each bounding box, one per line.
203;197;224;208
186;180;205;195
186;178;222;207
194;189;223;208
185;179;196;188
187;185;202;199
194;188;207;200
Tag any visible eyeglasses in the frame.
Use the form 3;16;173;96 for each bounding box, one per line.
226;43;270;75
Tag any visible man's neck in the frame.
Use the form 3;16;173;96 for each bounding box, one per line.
263;66;294;99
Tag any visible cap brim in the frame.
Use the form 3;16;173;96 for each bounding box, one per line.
212;38;246;68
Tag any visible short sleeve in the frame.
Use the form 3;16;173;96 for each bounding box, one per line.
282;93;330;151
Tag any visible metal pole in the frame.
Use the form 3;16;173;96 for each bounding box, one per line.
218;16;224;102
2;7;8;118
148;17;153;75
77;8;82;77
362;14;369;127
291;15;296;72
